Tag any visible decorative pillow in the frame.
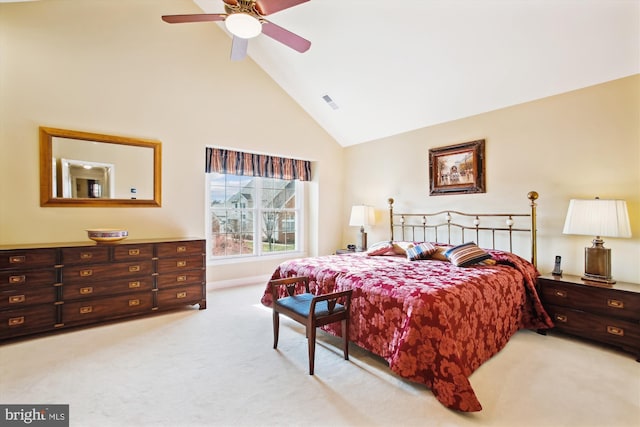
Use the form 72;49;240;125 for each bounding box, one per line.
430;246;451;261
366;241;395;256
391;241;415;256
406;242;437;261
444;242;492;267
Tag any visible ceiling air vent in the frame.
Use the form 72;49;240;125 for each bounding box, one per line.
322;94;339;110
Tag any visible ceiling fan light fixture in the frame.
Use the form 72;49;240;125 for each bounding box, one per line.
225;13;262;39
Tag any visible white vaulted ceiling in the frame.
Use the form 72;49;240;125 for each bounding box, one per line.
191;0;639;147
4;0;636;146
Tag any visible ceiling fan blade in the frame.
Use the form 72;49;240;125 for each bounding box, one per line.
161;14;226;24
254;0;310;16
261;21;311;53
230;36;249;61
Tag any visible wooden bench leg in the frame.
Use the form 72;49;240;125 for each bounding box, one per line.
342;318;349;360
308;326;316;375
273;311;280;349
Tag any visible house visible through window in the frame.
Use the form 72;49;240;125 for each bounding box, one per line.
204;147;311;261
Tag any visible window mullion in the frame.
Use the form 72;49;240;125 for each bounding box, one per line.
254;180;262;256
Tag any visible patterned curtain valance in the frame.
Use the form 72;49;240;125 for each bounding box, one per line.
205;147;312;181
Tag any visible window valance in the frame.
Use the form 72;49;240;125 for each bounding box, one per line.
205;147;311;181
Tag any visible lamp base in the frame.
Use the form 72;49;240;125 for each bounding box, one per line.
581;274;616;285
583;239;615;284
357;229;368;252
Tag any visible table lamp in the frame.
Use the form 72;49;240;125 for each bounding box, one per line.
562;197;631;284
349;205;375;251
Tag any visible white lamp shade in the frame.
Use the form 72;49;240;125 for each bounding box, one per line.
349;205;375;227
225;13;262;39
562;199;632;238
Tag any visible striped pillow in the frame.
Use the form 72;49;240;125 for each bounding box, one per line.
406;242;437;261
444;242;492;267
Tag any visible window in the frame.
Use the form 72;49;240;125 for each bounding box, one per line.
206;172;304;260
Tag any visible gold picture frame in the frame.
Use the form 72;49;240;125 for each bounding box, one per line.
429;139;485;195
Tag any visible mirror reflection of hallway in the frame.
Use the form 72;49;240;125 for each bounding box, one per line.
75;178;102;198
59;159;114;199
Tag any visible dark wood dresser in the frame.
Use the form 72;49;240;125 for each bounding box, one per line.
0;238;206;341
537;274;640;360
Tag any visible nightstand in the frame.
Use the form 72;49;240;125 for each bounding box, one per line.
335;249;362;255
537;274;640;361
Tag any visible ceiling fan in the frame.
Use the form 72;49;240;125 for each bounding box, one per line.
162;0;311;61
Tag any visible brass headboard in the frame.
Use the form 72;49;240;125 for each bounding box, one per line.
388;191;539;267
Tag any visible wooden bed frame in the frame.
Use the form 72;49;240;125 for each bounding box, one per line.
388;191;539;267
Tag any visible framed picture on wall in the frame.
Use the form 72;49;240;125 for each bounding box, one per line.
429;139;486;195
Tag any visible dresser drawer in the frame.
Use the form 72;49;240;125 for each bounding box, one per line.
62;293;153;326
0;269;57;289
540;281;640;322
156;255;204;274
157;270;204;289
61;246;110;265
546;303;640;352
156;284;204;309
156;241;204;258
0;305;57;339
63;278;154;300
113;244;154;261
63;260;153;284
0;286;57;310
0;249;56;270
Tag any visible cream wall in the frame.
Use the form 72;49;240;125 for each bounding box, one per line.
1;1;638;286
342;75;640;283
0;0;344;284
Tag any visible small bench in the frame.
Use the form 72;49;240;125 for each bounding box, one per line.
269;276;353;375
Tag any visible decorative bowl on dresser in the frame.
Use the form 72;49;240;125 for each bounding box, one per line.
0;238;206;341
537;273;640;361
85;228;129;243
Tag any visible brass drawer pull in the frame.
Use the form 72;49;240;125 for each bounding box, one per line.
128;249;140;256
129;281;141;289
9;255;26;264
177;275;187;282
176;291;187;299
80;287;93;295
553;289;567;298
8;316;25;326
128;299;140;307
129;265;141;272
555;314;568;323
607;299;624;309
607;326;624;336
177;260;187;268
9;295;25;304
177;246;187;253
80;252;93;260
79;306;93;314
9;275;26;284
80;269;93;277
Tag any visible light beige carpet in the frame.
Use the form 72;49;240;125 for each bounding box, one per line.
1;283;639;427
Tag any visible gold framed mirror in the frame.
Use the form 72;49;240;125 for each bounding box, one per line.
39;127;162;207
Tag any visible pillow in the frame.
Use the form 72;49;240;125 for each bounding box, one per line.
366;241;395;256
430;246;451;261
391;241;414;256
406;242;437;261
444;242;492;267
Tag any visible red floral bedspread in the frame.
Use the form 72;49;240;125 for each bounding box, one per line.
260;251;553;412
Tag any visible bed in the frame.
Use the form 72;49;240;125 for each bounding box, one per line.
260;192;553;412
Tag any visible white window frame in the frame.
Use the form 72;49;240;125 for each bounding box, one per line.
205;173;305;264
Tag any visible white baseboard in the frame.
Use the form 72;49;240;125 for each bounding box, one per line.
207;274;271;290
